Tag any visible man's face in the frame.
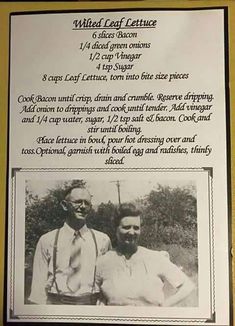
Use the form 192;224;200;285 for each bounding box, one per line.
116;216;141;251
66;188;91;220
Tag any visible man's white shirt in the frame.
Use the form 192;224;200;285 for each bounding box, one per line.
29;223;111;304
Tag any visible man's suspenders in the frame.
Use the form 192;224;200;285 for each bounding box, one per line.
51;228;61;293
52;227;98;294
89;229;98;292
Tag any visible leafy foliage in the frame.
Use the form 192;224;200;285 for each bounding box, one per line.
140;185;197;249
87;201;117;245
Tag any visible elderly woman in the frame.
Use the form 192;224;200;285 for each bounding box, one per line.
95;203;195;306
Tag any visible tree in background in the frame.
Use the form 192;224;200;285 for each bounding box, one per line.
139;184;197;249
139;184;198;277
87;201;117;245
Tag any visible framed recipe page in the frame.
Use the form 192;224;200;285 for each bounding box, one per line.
0;1;233;325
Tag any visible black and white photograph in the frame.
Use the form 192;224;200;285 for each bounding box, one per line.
8;168;216;324
24;176;198;307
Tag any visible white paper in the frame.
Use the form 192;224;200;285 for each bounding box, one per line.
7;8;230;325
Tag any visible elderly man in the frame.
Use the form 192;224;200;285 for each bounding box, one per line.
29;186;111;305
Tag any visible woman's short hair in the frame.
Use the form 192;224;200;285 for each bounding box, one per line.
113;203;141;228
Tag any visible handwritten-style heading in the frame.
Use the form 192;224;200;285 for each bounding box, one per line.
73;17;157;30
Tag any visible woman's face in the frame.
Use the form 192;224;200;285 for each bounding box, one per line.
116;216;141;250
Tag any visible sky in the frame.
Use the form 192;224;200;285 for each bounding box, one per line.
26;177;195;206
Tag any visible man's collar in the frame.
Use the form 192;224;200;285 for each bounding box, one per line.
64;222;88;240
79;224;89;239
